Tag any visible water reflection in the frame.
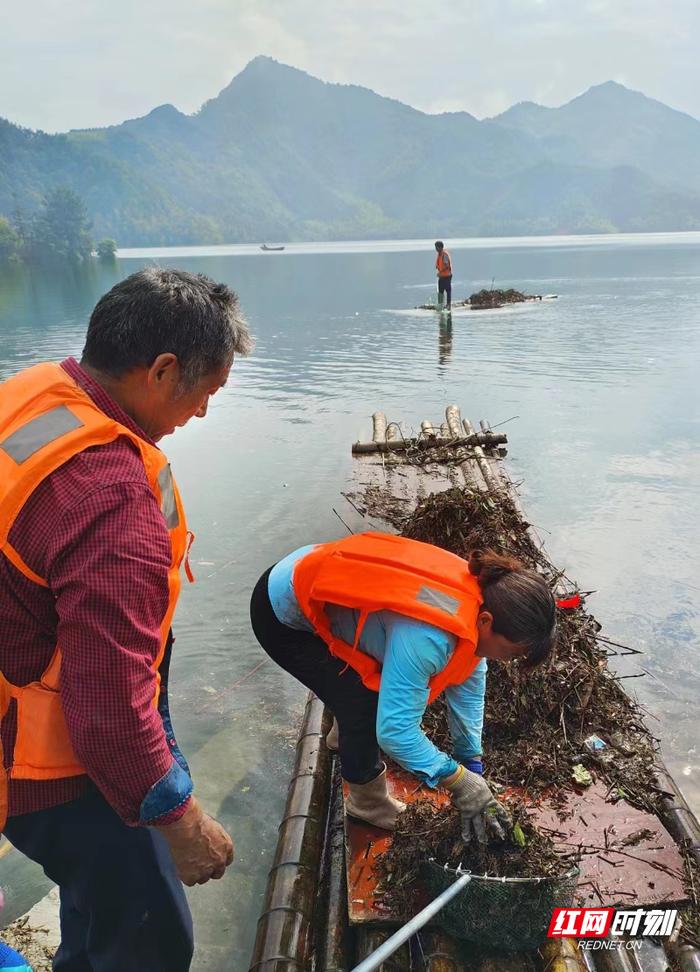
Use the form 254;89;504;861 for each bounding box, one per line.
438;315;453;369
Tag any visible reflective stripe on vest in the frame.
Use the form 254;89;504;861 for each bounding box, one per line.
158;464;180;530
293;532;482;702
0;405;84;464
0;362;191;828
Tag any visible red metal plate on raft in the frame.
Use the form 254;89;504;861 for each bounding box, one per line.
533;782;689;909
344;772;689;924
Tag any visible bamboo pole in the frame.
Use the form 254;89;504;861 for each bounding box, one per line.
316;761;352;971
677;946;700;972
539;940;588;972
351;433;507;455
653;762;700;869
248;694;331;972
589;943;637;972
415;930;465;970
631;939;672;972
354;928;412;971
476;955;538;972
462;418;498;491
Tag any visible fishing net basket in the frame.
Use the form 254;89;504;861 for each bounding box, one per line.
423;859;580;951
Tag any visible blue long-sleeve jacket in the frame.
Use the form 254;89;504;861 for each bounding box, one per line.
267;546;487;786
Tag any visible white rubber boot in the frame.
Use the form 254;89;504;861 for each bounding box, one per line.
326;717;339;752
345;765;405;830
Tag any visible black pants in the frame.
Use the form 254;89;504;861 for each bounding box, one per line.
4;789;193;972
438;275;452;304
250;568;382;784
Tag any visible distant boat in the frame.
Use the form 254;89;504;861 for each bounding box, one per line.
260;244;285;251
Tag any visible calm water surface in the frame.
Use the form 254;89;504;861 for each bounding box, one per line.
1;233;699;969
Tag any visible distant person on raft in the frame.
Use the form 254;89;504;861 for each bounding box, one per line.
250;533;557;843
435;240;452;310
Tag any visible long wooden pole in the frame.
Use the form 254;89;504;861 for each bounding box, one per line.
352;432;507;455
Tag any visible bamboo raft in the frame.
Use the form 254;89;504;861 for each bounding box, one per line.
249;407;700;972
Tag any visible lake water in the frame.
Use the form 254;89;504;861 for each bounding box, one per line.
1;233;699;969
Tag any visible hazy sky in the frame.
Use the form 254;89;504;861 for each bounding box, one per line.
2;0;699;132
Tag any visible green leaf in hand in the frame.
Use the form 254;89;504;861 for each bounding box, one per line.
512;822;527;847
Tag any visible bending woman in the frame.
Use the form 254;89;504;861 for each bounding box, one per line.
250;532;556;843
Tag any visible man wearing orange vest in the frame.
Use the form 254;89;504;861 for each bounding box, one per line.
250;534;556;840
435;240;453;310
0;269;252;971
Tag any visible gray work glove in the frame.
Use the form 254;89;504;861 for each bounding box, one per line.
444;765;513;845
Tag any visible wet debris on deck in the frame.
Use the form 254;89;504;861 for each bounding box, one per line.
377;797;573;918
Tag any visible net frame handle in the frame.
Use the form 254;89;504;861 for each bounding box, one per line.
350;870;472;972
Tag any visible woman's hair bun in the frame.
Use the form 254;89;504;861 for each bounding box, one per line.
468;548;521;585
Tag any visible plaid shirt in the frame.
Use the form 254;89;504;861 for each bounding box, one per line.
0;359;192;825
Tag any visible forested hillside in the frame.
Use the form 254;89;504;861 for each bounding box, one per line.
2;57;700;245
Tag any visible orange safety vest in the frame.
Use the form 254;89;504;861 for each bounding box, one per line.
293;532;482;702
436;250;452;277
0;362;192;829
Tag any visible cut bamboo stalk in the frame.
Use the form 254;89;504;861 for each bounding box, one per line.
445;405;463;438
462;418;498;491
372;412;387;443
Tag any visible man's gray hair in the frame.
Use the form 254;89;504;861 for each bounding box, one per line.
82;267;253;387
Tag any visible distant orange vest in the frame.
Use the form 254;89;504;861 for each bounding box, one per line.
0;362;192;830
436;250;452;277
293;532;482;701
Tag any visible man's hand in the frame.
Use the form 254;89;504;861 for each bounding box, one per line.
443;765;512;845
154;796;234;886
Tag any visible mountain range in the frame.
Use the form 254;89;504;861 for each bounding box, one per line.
2;56;700;245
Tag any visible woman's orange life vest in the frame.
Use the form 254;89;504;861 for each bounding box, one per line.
293;532;483;701
0;362;192;830
436;250;452;277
